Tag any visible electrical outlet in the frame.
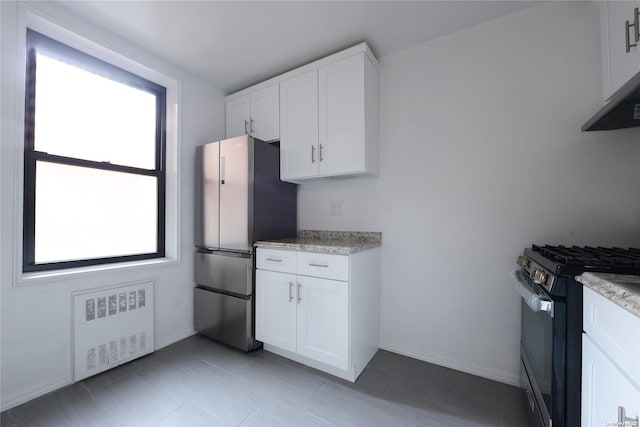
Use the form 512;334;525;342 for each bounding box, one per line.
330;200;343;216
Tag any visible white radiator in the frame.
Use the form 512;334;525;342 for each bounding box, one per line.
72;280;154;381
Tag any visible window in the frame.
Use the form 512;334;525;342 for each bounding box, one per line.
23;29;166;273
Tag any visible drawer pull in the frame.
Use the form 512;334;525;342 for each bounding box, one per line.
266;258;282;262
309;263;329;268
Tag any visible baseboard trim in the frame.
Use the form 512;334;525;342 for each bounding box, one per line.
154;328;196;350
379;342;520;387
1;376;72;412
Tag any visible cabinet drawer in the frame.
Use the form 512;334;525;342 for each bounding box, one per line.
297;252;349;282
583;287;640;384
256;248;297;273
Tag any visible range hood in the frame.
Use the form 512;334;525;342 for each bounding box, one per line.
582;70;640;131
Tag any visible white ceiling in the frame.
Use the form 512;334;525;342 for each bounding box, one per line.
53;1;541;94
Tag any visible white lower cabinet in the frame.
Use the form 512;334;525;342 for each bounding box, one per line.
296;275;348;369
582;335;640;427
582;287;640;427
255;270;297;353
255;247;380;381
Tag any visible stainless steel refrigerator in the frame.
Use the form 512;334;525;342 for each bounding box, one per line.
194;135;297;351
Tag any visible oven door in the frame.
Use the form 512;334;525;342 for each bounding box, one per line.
514;269;554;427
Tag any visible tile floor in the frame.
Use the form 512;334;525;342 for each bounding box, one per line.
1;335;529;426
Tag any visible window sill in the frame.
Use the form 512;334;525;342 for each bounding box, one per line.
16;256;179;286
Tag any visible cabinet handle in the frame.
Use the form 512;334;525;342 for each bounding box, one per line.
309;263;329;268
618;406;639;426
250;117;255;133
266;258;282;262
635;8;640;43
289;282;294;302
297;283;301;303
311;145;316;163
626;11;638;53
244;120;249;134
319;144;324;162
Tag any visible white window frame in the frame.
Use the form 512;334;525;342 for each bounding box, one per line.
11;5;181;285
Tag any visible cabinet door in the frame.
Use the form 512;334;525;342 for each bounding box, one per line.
582;334;640;427
256;270;297;353
225;95;250;139
297;276;348;369
602;1;640;99
318;54;366;177
280;70;319;181
250;84;279;142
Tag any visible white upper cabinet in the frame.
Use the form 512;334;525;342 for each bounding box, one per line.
225;95;251;139
280;49;379;183
318;54;368;178
249;85;280;142
600;1;640;100
225;43;379;183
225;84;279;142
279;70;319;180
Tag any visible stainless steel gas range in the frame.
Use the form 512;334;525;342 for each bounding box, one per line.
514;245;640;427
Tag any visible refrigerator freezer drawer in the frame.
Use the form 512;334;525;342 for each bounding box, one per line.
195;251;253;296
194;287;257;351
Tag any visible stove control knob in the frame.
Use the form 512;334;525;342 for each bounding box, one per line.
516;256;529;267
530;269;547;285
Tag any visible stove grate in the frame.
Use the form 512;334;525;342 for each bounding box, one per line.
531;245;640;268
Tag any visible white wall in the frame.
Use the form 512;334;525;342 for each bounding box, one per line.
0;1;225;410
299;2;640;385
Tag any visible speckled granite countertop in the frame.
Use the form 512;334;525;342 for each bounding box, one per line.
576;272;640;318
255;230;381;255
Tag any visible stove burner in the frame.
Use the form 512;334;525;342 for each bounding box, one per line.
532;245;640;268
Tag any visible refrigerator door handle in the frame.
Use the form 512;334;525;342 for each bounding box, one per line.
221;155;226;184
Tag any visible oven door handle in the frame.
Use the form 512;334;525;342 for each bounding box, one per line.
513;270;554;317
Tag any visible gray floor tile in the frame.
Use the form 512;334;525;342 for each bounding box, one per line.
151;402;227;427
304;381;417;427
233;353;326;404
1;336;527;427
239;400;334;427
